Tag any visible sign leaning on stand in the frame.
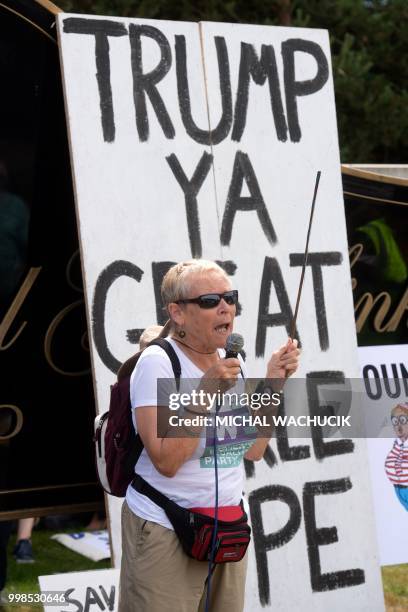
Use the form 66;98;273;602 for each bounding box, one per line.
57;14;385;611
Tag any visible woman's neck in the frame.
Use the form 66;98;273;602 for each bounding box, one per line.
171;336;220;371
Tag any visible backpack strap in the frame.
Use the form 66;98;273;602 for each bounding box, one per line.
148;338;181;392
132;338;181;467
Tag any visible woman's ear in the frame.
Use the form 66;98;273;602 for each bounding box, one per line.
167;302;185;327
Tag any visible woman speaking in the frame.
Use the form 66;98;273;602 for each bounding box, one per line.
119;259;300;612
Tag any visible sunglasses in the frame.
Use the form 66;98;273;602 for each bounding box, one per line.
391;415;408;426
176;290;238;309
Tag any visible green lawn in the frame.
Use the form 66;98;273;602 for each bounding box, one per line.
1;528;407;611
2;528;110;612
382;564;408;611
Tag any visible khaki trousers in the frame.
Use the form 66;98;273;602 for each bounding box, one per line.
119;501;247;612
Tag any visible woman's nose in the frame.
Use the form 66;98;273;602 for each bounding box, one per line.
218;298;233;312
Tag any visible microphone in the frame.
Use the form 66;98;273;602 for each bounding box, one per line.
225;333;244;359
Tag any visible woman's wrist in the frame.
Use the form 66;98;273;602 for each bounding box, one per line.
262;375;285;394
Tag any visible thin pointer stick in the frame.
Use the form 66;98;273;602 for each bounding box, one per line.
289;170;321;341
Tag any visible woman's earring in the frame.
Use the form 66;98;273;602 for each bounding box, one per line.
178;329;186;338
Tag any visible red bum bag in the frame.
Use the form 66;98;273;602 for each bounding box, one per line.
188;505;251;563
132;475;251;563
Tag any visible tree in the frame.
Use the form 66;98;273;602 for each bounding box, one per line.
57;0;408;162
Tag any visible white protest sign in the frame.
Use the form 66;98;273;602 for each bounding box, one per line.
359;344;408;566
57;13;384;610
39;568;119;612
51;530;111;561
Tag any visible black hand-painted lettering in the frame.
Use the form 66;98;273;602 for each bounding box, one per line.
63;588;83;612
363;366;405;400
221;152;276;246
303;479;365;591
277;397;311;461
92;261;143;374
63;18;128;143
249;485;301;605
232;43;287;142
263;443;278;468
290;252;342;351
84;587;104;612
362;365;381;400
282;39;329;142
400;369;408;396
175;35;232;145
306;372;354;459
256;257;301;358
166;151;213;257
402;367;408;397
152;261;176;324
129;24;175;141
126;329;144;344
99;585;115;611
215;260;237;276
380;364;401;398
244;458;255;478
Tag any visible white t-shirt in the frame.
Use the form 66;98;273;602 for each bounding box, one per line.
125;337;255;530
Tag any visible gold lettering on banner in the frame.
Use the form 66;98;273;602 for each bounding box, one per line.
44;300;90;376
0;405;23;440
66;249;83;293
349;243;363;270
350;244;408;334
0;268;42;350
384;287;408;332
349;244;363;292
354;292;392;333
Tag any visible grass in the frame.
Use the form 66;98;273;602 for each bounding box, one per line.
2;527;110;612
382;564;408;611
1;528;407;611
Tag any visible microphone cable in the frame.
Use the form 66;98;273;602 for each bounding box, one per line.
204;338;245;612
204;402;220;612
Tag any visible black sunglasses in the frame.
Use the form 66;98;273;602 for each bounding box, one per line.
176;290;238;309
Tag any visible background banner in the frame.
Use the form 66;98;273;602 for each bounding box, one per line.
0;0;103;518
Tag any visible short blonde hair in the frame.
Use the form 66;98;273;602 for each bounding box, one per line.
161;259;230;306
391;402;408;416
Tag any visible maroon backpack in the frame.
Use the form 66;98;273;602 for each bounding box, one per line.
94;339;181;497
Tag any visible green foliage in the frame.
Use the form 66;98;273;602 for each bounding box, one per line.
56;0;407;163
290;0;408;162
